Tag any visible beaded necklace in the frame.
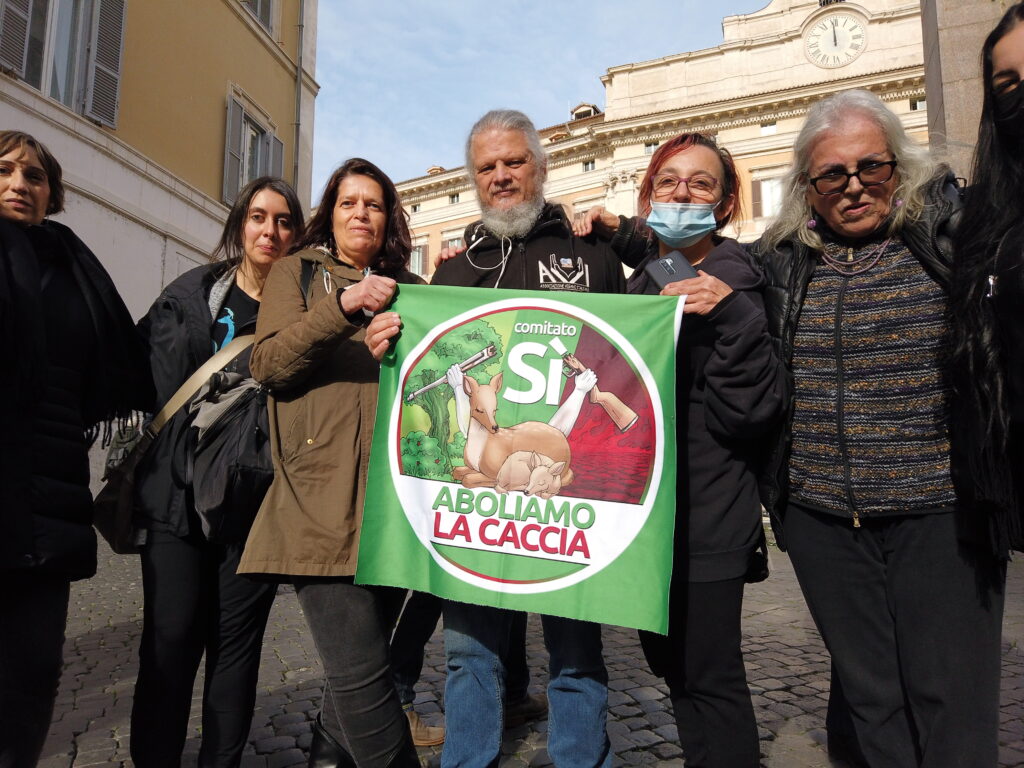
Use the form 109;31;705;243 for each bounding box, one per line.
819;237;892;277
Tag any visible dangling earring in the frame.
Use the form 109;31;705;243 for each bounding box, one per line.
894;199;904;208
806;218;817;230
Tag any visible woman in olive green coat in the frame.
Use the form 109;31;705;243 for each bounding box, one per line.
240;158;424;767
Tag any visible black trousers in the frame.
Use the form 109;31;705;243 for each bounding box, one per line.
785;506;1005;768
390;592;531;706
639;576;759;768
0;573;70;768
293;577;417;767
130;531;277;768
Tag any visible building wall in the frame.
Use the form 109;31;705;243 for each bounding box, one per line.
117;0;315;207
397;0;927;272
2;0;319;317
921;0;1006;179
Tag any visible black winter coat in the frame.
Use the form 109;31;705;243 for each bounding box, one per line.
632;238;785;580
134;262;242;539
0;218;152;577
749;168;961;547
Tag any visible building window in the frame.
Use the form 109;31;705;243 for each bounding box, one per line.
910;97;927;112
0;0;126;127
582;159;596;173
448;193;460;205
223;95;283;205
411;203;421;213
644;141;659;155
241;0;272;30
760;121;778;136
410;243;428;275
751;177;784;219
446;237;462;250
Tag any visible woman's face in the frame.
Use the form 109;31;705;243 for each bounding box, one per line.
0;145;51;226
332;174;387;268
241;189;297;270
991;22;1024;103
805;115;897;240
649;144;734;222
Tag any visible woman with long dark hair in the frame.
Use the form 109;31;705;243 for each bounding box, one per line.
949;2;1024;555
237;158;424;767
0;130;152;767
130;176;305;768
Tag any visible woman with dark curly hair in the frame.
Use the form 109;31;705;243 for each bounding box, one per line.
237;158;424;767
949;2;1024;557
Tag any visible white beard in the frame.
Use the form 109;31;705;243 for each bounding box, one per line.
480;194;545;239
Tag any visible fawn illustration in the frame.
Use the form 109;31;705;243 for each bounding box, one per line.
495;451;569;499
448;366;596;493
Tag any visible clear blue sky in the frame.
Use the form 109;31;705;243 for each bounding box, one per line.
311;0;770;203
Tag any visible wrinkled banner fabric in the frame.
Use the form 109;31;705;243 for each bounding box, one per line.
356;283;684;633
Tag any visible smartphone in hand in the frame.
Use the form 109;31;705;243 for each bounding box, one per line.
644;250;699;290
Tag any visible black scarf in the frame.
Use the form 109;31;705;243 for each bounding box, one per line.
1;218;154;442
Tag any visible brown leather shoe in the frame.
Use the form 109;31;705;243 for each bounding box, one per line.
405;709;445;747
504;692;549;728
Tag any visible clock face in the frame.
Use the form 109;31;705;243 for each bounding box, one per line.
805;13;867;69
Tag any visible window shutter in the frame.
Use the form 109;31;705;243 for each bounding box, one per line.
222;97;244;205
751;179;763;219
83;0;125;127
270;135;284;178
0;0;31;77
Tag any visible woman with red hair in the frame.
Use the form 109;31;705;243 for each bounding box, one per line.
581;134;784;767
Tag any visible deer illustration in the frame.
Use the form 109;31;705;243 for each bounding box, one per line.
447;366;596;491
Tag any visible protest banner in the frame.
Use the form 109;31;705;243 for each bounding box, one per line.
356;283;683;632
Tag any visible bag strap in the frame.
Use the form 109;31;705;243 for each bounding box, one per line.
147;334;255;437
300;257;315;306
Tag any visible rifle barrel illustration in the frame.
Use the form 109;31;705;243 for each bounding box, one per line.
405;345;497;402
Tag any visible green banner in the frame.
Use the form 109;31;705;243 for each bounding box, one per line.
356;283;683;633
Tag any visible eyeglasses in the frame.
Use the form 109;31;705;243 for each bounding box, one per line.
651;173;720;201
807;160;898;195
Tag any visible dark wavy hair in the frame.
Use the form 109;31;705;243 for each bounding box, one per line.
296;158;411;275
637;133;742;229
212;176;305;266
949;2;1024;548
0;130;65;215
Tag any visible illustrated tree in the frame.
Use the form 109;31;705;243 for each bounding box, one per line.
403;320;503;473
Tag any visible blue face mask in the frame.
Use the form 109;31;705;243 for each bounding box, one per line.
646;201;719;248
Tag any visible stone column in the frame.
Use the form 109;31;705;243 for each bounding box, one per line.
921;0;1007;180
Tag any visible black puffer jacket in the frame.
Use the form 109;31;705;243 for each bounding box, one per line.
0;219;152;578
134;262;242;539
749;168;961;547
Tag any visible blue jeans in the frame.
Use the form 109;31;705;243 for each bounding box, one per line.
441;602;610;768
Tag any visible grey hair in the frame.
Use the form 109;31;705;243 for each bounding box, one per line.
761;89;936;252
464;109;548;181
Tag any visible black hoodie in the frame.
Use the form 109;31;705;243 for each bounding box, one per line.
431;203;626;294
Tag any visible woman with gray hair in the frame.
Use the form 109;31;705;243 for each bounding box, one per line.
751;89;1005;766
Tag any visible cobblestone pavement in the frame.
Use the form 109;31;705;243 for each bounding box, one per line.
38;540;1024;768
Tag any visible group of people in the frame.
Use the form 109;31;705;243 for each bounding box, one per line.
3;5;1024;767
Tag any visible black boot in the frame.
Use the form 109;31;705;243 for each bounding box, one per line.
308;715;356;768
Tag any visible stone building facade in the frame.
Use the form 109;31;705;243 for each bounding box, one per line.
397;0;927;277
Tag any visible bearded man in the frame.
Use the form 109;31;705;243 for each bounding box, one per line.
367;110;625;768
